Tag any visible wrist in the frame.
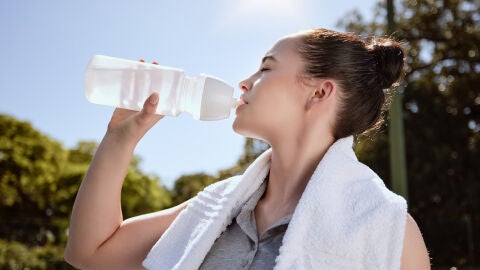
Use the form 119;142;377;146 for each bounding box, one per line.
102;129;139;154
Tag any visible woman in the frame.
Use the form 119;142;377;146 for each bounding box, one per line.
65;28;430;269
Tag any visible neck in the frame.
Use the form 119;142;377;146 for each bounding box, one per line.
264;132;335;211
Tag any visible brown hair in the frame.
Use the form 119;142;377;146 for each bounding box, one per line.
296;28;406;139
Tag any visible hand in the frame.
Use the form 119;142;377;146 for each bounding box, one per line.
106;92;164;144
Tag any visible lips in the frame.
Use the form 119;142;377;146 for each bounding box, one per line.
235;95;248;114
238;95;248;106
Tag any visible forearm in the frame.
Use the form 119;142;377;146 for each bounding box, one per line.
65;94;164;268
65;132;137;262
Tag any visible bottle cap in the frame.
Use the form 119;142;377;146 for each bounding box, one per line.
199;75;236;120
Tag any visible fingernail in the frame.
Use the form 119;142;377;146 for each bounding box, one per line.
152;61;158;65
139;59;145;62
149;94;158;105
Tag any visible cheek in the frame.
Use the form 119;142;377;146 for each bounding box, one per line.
233;78;304;137
269;89;304;116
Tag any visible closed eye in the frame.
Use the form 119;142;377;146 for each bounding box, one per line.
260;67;270;72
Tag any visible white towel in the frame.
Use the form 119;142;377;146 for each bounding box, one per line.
143;136;407;270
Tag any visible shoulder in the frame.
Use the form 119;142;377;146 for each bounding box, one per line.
340;173;407;219
401;214;431;270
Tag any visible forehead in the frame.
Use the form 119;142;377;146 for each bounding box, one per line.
264;36;301;61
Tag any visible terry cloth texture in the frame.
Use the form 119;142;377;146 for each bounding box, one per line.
143;136;407;270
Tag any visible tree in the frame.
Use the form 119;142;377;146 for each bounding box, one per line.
122;156;173;218
339;0;480;267
0;114;73;268
0;114;68;245
0;114;173;269
171;173;216;205
216;138;269;180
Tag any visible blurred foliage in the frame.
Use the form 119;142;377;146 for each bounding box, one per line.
0;239;67;270
0;114;171;269
216;138;269;180
0;114;69;245
171;173;216;205
122;165;172;219
340;0;480;268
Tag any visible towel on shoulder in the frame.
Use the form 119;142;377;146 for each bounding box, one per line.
143;136;407;270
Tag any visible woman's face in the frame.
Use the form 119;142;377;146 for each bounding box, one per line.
233;36;311;144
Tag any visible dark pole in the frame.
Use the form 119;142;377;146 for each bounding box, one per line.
387;0;408;200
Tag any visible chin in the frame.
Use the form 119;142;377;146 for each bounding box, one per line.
232;119;248;136
232;119;267;141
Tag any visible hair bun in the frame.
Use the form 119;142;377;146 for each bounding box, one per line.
368;37;405;89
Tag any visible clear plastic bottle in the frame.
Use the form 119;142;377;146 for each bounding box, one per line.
84;55;237;120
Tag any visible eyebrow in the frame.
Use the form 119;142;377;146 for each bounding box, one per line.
261;55;277;64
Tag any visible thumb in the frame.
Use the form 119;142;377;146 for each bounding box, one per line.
125;93;163;141
136;92;164;125
142;93;159;115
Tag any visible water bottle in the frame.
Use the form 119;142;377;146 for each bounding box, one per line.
84;55;238;120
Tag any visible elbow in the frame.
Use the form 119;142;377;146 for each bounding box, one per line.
64;245;82;268
64;240;111;270
64;242;93;269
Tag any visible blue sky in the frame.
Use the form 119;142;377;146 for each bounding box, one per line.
0;0;379;187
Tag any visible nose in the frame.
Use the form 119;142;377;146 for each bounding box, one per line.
238;76;253;92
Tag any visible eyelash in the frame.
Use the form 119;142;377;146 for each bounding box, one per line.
260;67;270;72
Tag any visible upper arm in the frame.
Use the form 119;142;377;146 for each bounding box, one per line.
66;201;189;270
400;214;431;270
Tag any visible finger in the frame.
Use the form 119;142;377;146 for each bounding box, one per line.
139;93;160;117
136;93;164;127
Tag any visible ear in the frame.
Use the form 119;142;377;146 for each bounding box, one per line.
308;79;336;105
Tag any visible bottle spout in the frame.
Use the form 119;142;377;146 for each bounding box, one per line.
199;76;236;120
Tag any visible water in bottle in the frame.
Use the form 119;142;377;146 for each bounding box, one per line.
84;55;237;120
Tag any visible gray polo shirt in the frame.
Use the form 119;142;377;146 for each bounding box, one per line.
199;181;291;270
